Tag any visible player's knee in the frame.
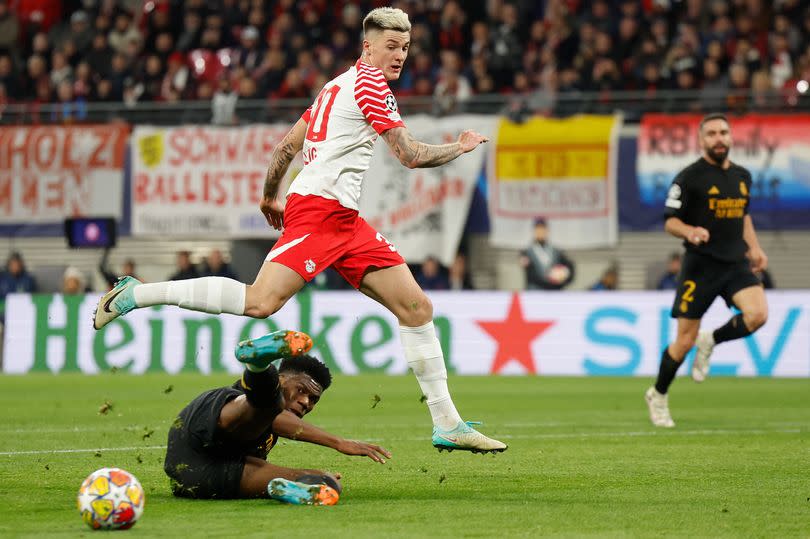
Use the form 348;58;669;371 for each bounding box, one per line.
399;294;433;326
244;296;283;319
745;308;768;331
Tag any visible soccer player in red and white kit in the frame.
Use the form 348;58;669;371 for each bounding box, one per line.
95;7;506;454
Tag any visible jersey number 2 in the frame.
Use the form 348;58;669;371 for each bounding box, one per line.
306;85;340;142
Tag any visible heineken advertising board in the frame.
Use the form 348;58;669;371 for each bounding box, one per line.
3;291;808;377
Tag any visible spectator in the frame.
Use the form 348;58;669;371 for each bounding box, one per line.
200;249;238;280
99;249;140;289
433;51;472;115
73;62;93;99
0;0;19;53
275;68;308;99
770;32;793;89
49;50;73;89
84;34;115;77
520;218;575;290
700;58;728;111
449;252;473;291
254;49;287;95
211;76;237;125
727;62;750;111
8;1;810;108
109;12;141;56
416;256;450;290
176;11;203;53
62;266;86;295
235;26;264;72
656;252;682;291
0;54;17;100
108;53;133;101
21;55;49;99
590;264;619;291
0;252;37;303
52;79;87;123
489;3;522;89
469;21;491;60
30;31;51;60
139;54;165;102
169;251;199;281
161;52;189;101
751;70;780;110
94;78;114;102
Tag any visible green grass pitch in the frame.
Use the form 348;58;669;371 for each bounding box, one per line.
0;374;807;538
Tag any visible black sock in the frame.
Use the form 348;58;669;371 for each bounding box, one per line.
241;366;283;412
654;348;683;395
712;314;752;344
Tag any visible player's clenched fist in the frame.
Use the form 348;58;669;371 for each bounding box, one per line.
458;130;489;153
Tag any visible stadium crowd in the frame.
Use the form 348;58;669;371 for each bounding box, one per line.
1;0;810;116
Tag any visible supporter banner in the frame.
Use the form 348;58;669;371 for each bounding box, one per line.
4;291;807;377
363;115;495;266
637;114;810;225
131;118;488;264
131;125;295;237
0;125;128;223
488;115;621;250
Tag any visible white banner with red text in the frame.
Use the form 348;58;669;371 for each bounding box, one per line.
131;124;297;237
131;118;491;265
4;290;807;376
488;115;622;250
0;125;128;223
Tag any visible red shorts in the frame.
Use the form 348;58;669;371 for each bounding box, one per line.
266;194;405;288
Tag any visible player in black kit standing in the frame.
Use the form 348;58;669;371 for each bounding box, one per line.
645;113;769;427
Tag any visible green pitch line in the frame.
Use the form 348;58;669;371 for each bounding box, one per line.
0;374;807;538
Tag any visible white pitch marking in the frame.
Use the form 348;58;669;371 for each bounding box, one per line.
0;445;167;457
0;428;803;456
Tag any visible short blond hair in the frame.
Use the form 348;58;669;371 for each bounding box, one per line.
363;7;411;35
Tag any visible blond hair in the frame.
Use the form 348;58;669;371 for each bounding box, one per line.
363;7;411;35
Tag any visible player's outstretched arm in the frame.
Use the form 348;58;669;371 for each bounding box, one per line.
272;410;391;463
381;126;488;169
260;118;307;229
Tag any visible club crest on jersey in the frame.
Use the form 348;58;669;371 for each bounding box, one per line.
739;182;748;196
305;259;316;273
384;94;398;112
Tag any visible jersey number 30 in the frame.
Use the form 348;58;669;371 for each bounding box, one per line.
306;85;340;142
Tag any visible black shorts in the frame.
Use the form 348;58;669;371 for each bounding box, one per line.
164;388;245;499
670;252;761;319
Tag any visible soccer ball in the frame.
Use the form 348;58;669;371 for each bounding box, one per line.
77;467;145;530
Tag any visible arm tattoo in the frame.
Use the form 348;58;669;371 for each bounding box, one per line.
263;141;296;198
382;127;462;169
263;120;305;198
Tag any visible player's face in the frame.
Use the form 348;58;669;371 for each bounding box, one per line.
364;30;410;81
280;373;323;418
700;119;732;164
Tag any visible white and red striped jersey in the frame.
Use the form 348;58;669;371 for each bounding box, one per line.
286;60;405;211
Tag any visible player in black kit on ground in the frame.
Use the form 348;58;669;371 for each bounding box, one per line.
645;113;769;427
164;330;390;504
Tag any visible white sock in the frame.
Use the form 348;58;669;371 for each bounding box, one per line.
400;321;462;430
133;277;246;315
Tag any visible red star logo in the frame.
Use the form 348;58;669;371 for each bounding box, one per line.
476;293;555;374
